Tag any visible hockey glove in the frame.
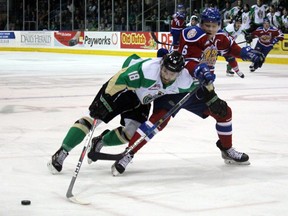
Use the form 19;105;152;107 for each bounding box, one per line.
194;63;216;86
89;94;115;120
157;48;169;57
205;90;227;118
244;33;253;44
240;46;265;70
272;38;279;45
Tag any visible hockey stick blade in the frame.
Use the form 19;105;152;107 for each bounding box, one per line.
151;32;174;46
67;195;91;205
91;151;124;161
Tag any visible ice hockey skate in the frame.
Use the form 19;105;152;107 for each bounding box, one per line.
87;129;110;164
216;140;250;165
226;64;234;77
249;64;255;72
47;147;69;174
235;70;245;78
221;147;250;165
226;70;235;76
111;151;134;176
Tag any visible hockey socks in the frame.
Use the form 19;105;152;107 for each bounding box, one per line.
102;127;128;146
128;109;171;153
62;117;93;151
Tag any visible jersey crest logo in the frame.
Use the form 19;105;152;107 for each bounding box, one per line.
257;9;265;19
187;29;197;39
143;95;154;104
149;83;161;90
200;46;218;66
260;34;272;42
143;91;164;104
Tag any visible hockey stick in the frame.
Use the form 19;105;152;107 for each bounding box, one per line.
151;31;175;46
152;31;248;46
66;119;102;205
237;40;248;45
91;84;204;161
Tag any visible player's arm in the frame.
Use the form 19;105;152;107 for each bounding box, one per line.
274;29;284;43
105;61;147;96
227;38;265;70
89;62;146;120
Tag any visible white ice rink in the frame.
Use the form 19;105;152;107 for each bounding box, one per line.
1;51;288;216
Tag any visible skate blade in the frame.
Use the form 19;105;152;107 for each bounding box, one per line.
111;164;121;176
47;160;60;175
224;159;251;165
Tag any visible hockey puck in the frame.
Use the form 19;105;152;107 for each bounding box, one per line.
21;200;31;205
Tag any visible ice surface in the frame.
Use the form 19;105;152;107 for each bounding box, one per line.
1;52;288;216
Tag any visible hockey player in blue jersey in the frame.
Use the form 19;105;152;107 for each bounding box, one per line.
170;4;186;51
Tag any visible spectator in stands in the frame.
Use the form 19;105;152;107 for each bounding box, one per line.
150;8;158;32
250;0;269;31
161;10;170;32
281;7;288;32
221;1;232;27
230;0;243;19
119;16;126;31
267;4;282;28
186;15;199;27
242;3;252;32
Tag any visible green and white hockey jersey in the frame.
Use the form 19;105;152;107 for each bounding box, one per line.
251;4;268;25
223;23;244;39
242;11;252;31
105;57;199;105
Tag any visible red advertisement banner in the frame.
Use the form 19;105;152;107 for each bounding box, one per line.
157;32;173;50
120;32;157;50
54;31;84;47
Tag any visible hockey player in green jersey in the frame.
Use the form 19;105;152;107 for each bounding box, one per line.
48;51;215;174
223;15;246;78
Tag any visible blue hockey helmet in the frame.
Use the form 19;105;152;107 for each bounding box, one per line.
177;4;186;16
263;17;270;24
201;8;221;25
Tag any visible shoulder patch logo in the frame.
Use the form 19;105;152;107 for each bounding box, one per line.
187;29;197;39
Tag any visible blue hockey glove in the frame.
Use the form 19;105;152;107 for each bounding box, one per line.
240;46;265;70
194;63;216;86
272;38;279;45
138;121;157;139
157;48;169;57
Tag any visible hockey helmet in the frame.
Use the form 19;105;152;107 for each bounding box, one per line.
190;15;199;22
162;51;185;73
177;4;186;16
201;8;221;24
263;17;270;24
234;15;242;23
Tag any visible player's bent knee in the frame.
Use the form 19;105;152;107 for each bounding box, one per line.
123;119;141;140
74;117;93;134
